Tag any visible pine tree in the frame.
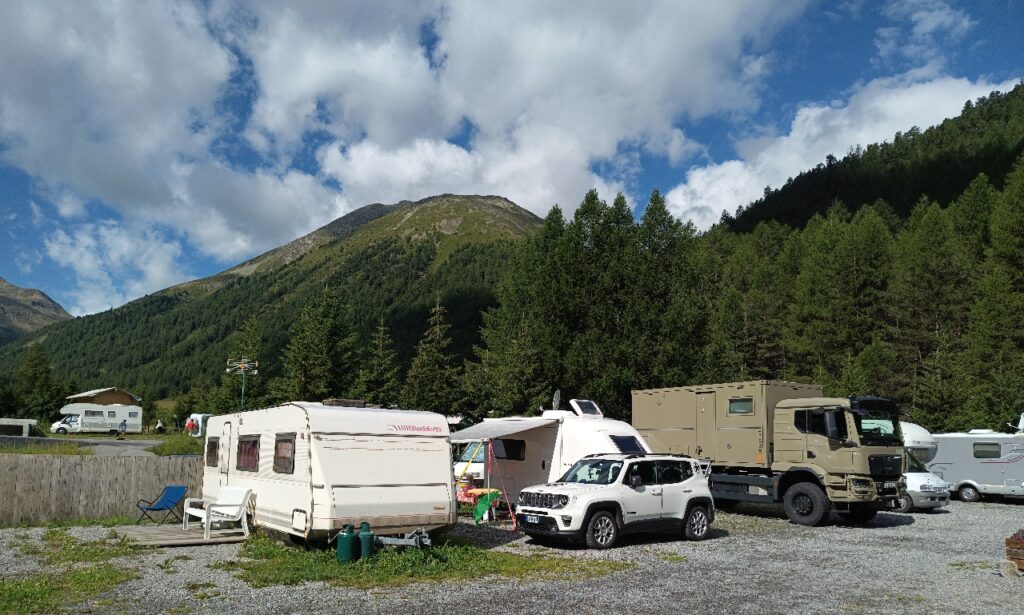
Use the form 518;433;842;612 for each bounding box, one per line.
403;300;462;415
354;318;402;408
220;316;267;411
15;344;63;421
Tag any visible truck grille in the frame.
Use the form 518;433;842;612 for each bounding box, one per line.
868;454;903;479
520;492;557;509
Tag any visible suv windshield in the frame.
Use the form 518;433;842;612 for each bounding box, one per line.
558;459;624;485
852;412;902;446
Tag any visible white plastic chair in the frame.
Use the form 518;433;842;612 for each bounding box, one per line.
182;486;252;540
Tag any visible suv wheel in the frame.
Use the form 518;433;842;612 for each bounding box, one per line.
585;511;618;549
783;482;832;526
959;485;981;502
684;506;710;540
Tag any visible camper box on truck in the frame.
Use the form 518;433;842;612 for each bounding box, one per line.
203;402;457;541
632;381;907;526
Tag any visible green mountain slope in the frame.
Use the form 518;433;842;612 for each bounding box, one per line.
731;82;1024;231
0;195;540;398
0;277;72;345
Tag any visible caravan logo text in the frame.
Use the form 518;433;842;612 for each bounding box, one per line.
388;424;444;433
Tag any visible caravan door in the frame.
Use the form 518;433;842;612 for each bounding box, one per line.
219;422;233;489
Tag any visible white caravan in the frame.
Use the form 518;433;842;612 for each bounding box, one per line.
928;414;1024;502
202;402;457;541
50;403;142;435
450;399;652;502
895;422;949;512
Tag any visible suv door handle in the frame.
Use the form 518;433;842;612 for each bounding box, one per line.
651;488;663;495
683;489;692;493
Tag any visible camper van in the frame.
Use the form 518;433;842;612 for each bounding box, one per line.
450;399;652;502
50;403;142;435
928;414;1024;502
202;402;457;541
896;422;949;512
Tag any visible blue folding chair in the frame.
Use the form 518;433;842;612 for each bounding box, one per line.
137;485;187;524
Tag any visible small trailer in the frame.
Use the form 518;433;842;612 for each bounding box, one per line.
51;403;142;435
928;414;1024;502
450;399;652;504
202;402;457;541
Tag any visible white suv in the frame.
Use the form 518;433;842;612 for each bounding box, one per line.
515;453;714;549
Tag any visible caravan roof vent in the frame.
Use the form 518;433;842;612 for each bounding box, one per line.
323;399;366;408
569;399;602;417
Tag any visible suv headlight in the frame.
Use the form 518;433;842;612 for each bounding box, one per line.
552;495;570;509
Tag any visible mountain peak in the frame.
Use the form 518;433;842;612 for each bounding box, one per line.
0;278;72;345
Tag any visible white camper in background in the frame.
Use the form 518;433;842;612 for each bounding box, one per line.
450;399;652;502
202;402;456;541
50;403;142;435
928;413;1024;502
895;422;949;512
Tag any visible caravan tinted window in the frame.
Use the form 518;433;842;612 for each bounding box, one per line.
84;410;102;417
128;412;139;418
107;411;117;418
273;434;296;474
206;438;219;467
973;443;1001;459
237;436;260;471
492;439;525;460
610;435;646;455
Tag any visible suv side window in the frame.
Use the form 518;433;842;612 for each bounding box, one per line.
624;461;658;486
658;460;691;484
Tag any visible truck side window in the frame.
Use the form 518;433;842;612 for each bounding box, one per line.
625;461;658;486
794;410;847;439
205;438;219;467
973;443;1001;459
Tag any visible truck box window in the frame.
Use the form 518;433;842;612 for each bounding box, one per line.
273;434;296;474
492;439;525;460
237;436;260;471
728;398;754;415
973;442;1001;459
206;438;219;467
610;435;645;454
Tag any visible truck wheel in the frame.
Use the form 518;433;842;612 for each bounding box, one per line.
838;509;877;524
55;427;67;435
585;511;618;549
958;485;981;502
684;506;710;541
895;495;914;513
783;483;832;526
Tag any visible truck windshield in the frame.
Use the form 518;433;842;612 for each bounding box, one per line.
852;413;902;446
558;459;624;485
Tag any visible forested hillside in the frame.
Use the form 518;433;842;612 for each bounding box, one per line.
731;83;1024;231
0;277;71;345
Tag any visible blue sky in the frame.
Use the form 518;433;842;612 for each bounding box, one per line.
0;0;1021;315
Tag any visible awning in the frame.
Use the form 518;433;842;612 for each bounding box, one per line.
451;417;557;443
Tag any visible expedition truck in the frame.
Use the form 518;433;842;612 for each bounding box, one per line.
632;381;905;525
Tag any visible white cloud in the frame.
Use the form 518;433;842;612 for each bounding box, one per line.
665;74;1020;229
875;0;975;70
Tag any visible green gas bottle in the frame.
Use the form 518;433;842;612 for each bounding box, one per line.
336;525;357;563
358;522;375;559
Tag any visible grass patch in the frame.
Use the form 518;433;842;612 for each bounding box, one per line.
158;555;192;574
948;560;996;571
0;441;92;456
0;564;137;614
13;515;141;529
214;533;631;589
659;553;687;563
148;432;203;456
15;528;140;565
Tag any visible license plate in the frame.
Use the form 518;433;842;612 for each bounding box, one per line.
526;515;539;524
884;482;896;489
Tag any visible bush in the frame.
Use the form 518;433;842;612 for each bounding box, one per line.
147;432;202;456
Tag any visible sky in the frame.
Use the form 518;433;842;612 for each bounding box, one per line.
0;0;1021;316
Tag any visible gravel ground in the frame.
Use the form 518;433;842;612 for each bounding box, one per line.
4;500;1024;614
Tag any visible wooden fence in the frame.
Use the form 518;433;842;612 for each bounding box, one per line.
0;455;203;525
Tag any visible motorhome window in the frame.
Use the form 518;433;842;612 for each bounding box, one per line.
107;411;116;418
728;398;754;415
624;461;658;486
492;439;525;460
574;400;601;415
794;410;848;439
84;411;102;418
273;434;296;474
973;443;1001;459
658;461;690;484
205;438;219;467
610;435;645;455
236;436;260;471
128;412;138;418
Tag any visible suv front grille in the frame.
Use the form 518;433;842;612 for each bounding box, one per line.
520;492;558;509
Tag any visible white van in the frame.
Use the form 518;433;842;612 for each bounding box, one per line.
203;402;456;541
896;422;949;512
51;403;142;435
450;399;652;502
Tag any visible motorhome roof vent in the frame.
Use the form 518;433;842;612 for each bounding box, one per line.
569;399;602;417
323;398;366;408
967;429;997;434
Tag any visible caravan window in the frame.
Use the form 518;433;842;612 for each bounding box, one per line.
236;436;260;472
492;439;526;461
206;438;219;467
273;434;296;474
728;398;754;415
107;411;116;418
973;443;1001;459
610;435;646;455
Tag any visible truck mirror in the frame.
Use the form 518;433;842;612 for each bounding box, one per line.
824;411;840;440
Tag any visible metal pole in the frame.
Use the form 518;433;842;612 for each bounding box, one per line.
240;370;247;410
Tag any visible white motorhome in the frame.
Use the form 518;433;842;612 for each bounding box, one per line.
450;399;652;502
50;403;142;435
202;402;457;541
928;415;1024;502
896;422;949;512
